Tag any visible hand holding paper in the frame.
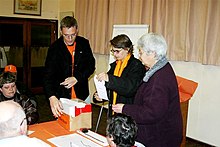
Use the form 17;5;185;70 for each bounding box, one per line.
94;75;108;101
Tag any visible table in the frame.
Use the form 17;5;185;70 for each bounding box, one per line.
28;120;109;147
28;121;73;146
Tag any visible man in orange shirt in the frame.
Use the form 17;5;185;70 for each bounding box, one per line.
44;16;95;118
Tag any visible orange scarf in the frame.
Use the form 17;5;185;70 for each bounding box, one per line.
113;54;131;105
67;42;77;99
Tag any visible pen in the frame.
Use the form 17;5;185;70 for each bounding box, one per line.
83;132;105;144
81;129;105;144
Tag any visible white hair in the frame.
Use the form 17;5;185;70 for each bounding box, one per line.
137;32;167;60
0;101;25;139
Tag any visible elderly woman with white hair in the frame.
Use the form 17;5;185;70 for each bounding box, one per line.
112;33;183;147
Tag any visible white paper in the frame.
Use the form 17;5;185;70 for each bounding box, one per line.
27;130;34;135
48;133;102;147
94;75;108;100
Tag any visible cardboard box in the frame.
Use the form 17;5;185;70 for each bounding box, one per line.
58;98;92;131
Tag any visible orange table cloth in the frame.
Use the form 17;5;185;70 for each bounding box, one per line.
28;120;109;147
28;120;74;146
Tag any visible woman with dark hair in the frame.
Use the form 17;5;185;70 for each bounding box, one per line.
0;72;39;125
106;113;145;147
94;34;146;117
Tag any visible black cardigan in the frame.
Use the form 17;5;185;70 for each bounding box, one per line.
93;55;146;117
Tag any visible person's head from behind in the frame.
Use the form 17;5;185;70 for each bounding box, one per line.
138;32;167;68
0;72;17;98
0;101;27;139
60;16;78;46
110;34;134;61
106;113;137;147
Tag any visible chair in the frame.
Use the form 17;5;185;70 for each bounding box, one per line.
94;100;109;133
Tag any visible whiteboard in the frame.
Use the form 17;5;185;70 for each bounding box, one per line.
109;24;149;65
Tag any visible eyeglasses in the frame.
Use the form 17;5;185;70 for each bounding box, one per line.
138;48;153;56
110;48;123;54
20;117;27;126
138;48;144;56
63;33;77;39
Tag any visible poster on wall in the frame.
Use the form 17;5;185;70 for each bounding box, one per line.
14;0;42;16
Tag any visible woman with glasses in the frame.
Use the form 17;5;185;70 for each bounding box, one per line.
94;34;146;117
112;33;183;147
0;72;39;125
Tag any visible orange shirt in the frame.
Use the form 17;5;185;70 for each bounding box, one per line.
67;42;77;99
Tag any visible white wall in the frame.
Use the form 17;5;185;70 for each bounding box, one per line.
170;61;220;146
60;0;75;17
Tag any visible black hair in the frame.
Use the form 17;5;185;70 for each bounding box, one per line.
106;113;137;147
110;34;134;53
60;16;78;30
0;72;16;88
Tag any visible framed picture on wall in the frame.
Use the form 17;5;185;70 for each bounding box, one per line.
14;0;42;16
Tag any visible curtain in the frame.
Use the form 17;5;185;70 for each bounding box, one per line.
75;0;220;66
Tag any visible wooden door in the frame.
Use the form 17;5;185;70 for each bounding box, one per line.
0;17;58;94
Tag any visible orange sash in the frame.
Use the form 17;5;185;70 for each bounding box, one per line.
113;54;131;105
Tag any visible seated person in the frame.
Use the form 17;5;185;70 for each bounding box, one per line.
106;113;145;147
0;101;49;146
4;64;37;106
0;72;39;125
